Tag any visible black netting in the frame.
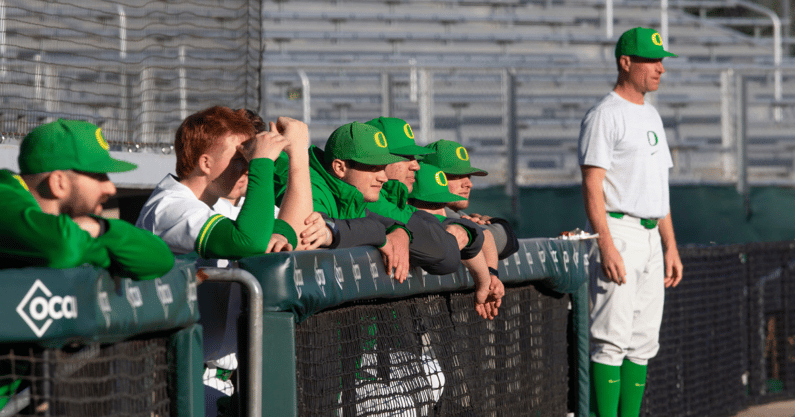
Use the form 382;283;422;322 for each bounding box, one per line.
745;242;795;405
296;284;570;417
637;241;795;416
1;338;170;417
642;244;747;417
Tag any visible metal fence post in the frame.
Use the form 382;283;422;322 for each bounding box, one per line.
381;71;393;118
736;74;750;216
720;68;735;181
503;68;519;223
297;69;311;143
418;68;433;145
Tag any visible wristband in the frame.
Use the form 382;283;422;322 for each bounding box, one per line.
488;267;500;278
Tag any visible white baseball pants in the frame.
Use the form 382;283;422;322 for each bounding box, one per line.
588;214;665;366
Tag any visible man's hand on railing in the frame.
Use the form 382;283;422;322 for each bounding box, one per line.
266;234;293;253
475;275;504;320
379;228;410;283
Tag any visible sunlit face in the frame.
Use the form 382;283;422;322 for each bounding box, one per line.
63;171;117;217
625;56;665;94
337;161;388;202
445;173;472;211
206;133;249;201
384;157;420;192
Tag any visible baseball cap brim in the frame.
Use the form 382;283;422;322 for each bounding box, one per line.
391;144;435;157
416;191;467;204
87;158;138;173
631;50;678;59
442;166;488;177
350;153;406;166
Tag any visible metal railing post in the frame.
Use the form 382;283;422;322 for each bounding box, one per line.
661;0;669;48
736;74;750;216
720;68;735;181
418;68;434;145
503;68;519;223
200;268;264;417
734;0;782;121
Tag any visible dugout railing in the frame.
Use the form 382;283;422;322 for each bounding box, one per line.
6;239;795;416
228;238;795;417
0;259;203;417
226;237;592;417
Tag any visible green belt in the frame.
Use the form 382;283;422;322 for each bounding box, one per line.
608;212;658;229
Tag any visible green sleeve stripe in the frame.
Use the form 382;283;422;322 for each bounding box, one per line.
196;214;226;257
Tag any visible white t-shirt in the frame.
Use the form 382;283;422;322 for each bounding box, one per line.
212;197;279;220
136;174;218;255
578;91;673;219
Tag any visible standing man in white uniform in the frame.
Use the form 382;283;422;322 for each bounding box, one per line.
578;27;684;417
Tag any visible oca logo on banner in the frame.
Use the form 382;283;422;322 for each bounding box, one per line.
16;279;78;338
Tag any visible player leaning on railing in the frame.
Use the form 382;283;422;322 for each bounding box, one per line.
0;119;176;411
363;117;480;277
407;162;505;319
135;106;319;416
0;119;175;276
423;139;520;261
273;121;413;282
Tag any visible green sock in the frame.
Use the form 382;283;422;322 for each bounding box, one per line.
590;361;621;417
618;359;647;417
0;379;23;410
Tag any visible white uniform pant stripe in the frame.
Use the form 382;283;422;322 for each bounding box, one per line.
588;215;665;366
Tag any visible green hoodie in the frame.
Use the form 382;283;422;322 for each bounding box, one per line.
276;146;368;219
274;147;404;249
365;180;416;224
0;169;175;280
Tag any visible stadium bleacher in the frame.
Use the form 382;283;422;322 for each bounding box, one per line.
0;0;793;189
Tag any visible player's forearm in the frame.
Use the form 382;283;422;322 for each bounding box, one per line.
581;166;613;249
482;228;499;271
201;159;276;258
658;212;678;252
462;251;491;290
278;147;313;249
100;218;175;279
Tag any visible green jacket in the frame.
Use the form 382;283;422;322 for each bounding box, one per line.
274;147;399;249
365;180;416;224
0;170;174;280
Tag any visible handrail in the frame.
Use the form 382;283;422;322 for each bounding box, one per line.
200;268;264;417
731;0;782;120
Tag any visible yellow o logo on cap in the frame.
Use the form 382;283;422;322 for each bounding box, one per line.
435;171;448;186
374;131;388;148
403;123;414;140
455;146;469;161
96;128;109;151
651;33;663;46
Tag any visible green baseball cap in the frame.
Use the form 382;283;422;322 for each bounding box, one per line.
364;117;433;157
324;122;407;166
408;162;467;204
422;139;487;177
615;27;677;59
19;119;137;175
